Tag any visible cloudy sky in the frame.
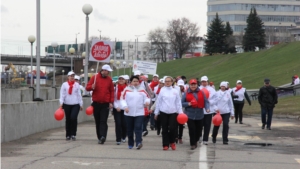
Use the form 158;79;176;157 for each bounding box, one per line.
1;0;207;56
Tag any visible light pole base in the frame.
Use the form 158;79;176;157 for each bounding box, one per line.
33;98;44;101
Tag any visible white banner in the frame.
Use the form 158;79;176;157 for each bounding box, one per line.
89;40;113;62
132;60;157;75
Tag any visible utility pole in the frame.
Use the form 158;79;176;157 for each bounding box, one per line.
98;30;101;40
75;32;80;58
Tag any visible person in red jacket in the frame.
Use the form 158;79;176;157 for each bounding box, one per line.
86;64;114;144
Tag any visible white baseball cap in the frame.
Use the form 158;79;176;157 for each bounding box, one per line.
153;74;159;77
177;79;185;86
134;70;142;76
237;80;242;84
67;71;75;76
201;76;208;81
159;78;165;83
123;75;130;80
75;75;80;80
102;64;113;72
220;81;228;87
118;75;125;79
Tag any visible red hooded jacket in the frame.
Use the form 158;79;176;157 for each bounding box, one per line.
86;73;114;103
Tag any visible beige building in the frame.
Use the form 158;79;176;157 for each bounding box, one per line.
207;0;300;44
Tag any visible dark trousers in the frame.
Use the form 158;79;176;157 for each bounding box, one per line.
202;114;212;142
150;113;155;127
155;115;161;134
113;108;127;142
234;103;244;122
212;113;230;142
176;124;184;139
63;104;80;137
143;115;150;132
187;119;203;146
125;115;144;147
92;102;110;140
160;112;178;147
261;107;273;128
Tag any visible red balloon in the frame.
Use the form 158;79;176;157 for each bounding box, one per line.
54;108;64;121
86;106;94;115
212;112;222;126
177;113;188;124
201;88;210;99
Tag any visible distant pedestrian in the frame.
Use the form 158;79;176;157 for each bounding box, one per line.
176;79;186;144
212;82;234;145
59;71;83;141
121;76;150;150
293;75;299;85
148;74;160;131
113;75;127;145
86;64;114;144
232;80;251;124
258;78;278;130
154;76;183;151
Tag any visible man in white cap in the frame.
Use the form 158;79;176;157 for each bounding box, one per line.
148;74;160;130
86;64;114;144
199;76;217;145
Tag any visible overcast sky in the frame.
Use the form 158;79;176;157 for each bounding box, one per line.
1;0;207;56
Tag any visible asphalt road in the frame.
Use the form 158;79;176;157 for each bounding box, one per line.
2;115;300;169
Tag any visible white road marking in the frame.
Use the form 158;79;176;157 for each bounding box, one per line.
199;145;208;169
216;135;261;140
295;159;300;164
51;161;121;166
257;123;298;127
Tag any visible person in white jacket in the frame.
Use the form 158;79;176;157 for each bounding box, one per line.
121;76;150;150
199;76;217;145
113;75;127;145
59;71;83;141
154;76;183;151
212;81;234;145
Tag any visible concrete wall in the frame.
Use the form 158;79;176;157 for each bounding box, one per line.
1;87;61;103
1;98;93;143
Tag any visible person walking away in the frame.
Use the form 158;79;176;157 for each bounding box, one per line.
258;78;278;130
199;76;217;145
212;82;234;145
113;75;127;145
154;76;183;151
293;75;300;85
86;64;114;144
182;79;210;150
121;76;150;149
149;74;160;130
59;71;83;141
232;80;251;124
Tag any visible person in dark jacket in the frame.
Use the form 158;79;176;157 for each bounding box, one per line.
86;64;114;144
258;78;278;130
182;79;210;150
232;80;251;124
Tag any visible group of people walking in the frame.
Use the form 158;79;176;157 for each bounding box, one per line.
59;64;278;150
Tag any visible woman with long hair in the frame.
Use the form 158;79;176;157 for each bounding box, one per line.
113;75;128;145
121;76;150;150
154;76;183;151
59;71;83;141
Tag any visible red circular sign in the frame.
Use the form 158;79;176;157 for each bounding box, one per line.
91;42;111;61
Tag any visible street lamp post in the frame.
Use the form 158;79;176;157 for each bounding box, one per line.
75;32;80;57
82;4;93;85
116;61;120;76
128;62;132;76
69;47;75;71
4;73;6;84
123;61;126;75
28;35;36;88
135;34;145;60
51;42;58;87
110;59;114;77
62;70;65;83
98;29;101;40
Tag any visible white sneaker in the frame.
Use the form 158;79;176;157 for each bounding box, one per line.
122;139;126;143
203;141;208;145
199;137;202;144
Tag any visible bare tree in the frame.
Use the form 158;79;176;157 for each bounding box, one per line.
166;17;200;59
148;28;168;62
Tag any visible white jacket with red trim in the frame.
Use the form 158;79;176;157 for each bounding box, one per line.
120;85;150;117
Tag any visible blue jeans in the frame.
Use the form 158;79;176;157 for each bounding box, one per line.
125;115;144;147
261;107;273;128
143;115;150;132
